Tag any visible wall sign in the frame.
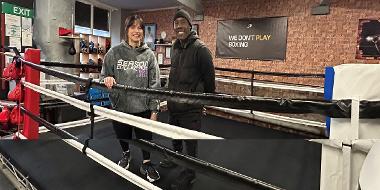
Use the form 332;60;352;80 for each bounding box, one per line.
216;17;288;60
2;2;34;18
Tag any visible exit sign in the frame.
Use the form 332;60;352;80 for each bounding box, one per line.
1;2;34;18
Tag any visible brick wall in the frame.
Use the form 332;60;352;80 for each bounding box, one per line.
140;9;177;43
139;0;380;86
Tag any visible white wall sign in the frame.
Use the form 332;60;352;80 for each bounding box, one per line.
22;17;32;32
157;53;163;65
22;31;33;46
9;37;21;51
6;25;21;37
5;13;20;26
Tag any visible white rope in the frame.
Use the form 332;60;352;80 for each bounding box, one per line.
9;129;162;189
23;82;90;112
14;84;161;189
0;100;17;108
12;103;160;189
4;132;156;190
23;81;222;139
63;139;161;190
94;105;221;139
1;52;16;57
39;116;108;133
40;79;75;85
14;132;27;139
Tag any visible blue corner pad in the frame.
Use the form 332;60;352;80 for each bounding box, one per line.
324;67;334;101
324;67;335;137
325;117;331;137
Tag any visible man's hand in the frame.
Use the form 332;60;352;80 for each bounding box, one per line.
150;112;158;121
104;77;116;89
202;107;207;115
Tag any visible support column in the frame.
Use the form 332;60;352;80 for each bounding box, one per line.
34;0;76;95
22;49;40;139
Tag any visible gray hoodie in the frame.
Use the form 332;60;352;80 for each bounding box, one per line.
101;41;160;113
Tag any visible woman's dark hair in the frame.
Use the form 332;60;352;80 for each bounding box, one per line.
124;15;145;40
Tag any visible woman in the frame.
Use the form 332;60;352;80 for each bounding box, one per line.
101;15;160;182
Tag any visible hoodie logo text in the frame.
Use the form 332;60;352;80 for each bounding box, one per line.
117;59;148;77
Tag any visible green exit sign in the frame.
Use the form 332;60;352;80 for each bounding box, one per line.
1;2;34;18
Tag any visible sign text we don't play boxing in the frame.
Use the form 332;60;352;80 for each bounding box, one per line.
216;17;287;61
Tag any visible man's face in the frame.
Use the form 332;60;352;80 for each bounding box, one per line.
174;17;191;40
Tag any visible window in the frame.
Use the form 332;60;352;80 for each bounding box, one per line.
75;1;91;28
93;6;109;36
93;7;108;31
74;1;110;37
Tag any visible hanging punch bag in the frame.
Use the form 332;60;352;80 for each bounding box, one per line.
68;40;76;55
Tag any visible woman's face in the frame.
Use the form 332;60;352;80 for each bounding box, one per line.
128;21;143;43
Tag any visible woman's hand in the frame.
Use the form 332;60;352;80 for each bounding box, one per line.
104;77;116;89
150;112;158;121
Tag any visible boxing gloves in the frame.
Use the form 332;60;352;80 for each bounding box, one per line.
0;106;23;129
8;83;23;101
0;107;10;123
2;58;24;80
10;106;23;125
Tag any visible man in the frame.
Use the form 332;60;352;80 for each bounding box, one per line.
160;9;215;189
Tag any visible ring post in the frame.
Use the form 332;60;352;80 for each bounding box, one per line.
23;49;40;139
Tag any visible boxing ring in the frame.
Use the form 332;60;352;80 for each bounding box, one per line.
0;120;322;190
0;48;379;190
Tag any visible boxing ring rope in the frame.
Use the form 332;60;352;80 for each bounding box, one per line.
208;106;326;137
4;49;380;190
40;79;75;85
62;138;161;190
16;85;285;190
20;106;162;190
5;52;380;141
20;57;380;119
38;116;107;134
160;64;324;78
129;139;284;190
20;105;283;190
6;49;380;141
14;50;288;189
22;81;222;139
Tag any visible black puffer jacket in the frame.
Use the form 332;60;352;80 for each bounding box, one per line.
168;31;215;114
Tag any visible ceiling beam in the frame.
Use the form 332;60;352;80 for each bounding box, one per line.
175;0;203;12
131;6;181;13
77;0;118;11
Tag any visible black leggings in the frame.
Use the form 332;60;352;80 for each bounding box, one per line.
112;111;152;160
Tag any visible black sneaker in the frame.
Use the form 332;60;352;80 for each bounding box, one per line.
117;151;131;169
170;170;196;190
160;157;177;168
140;161;160;182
